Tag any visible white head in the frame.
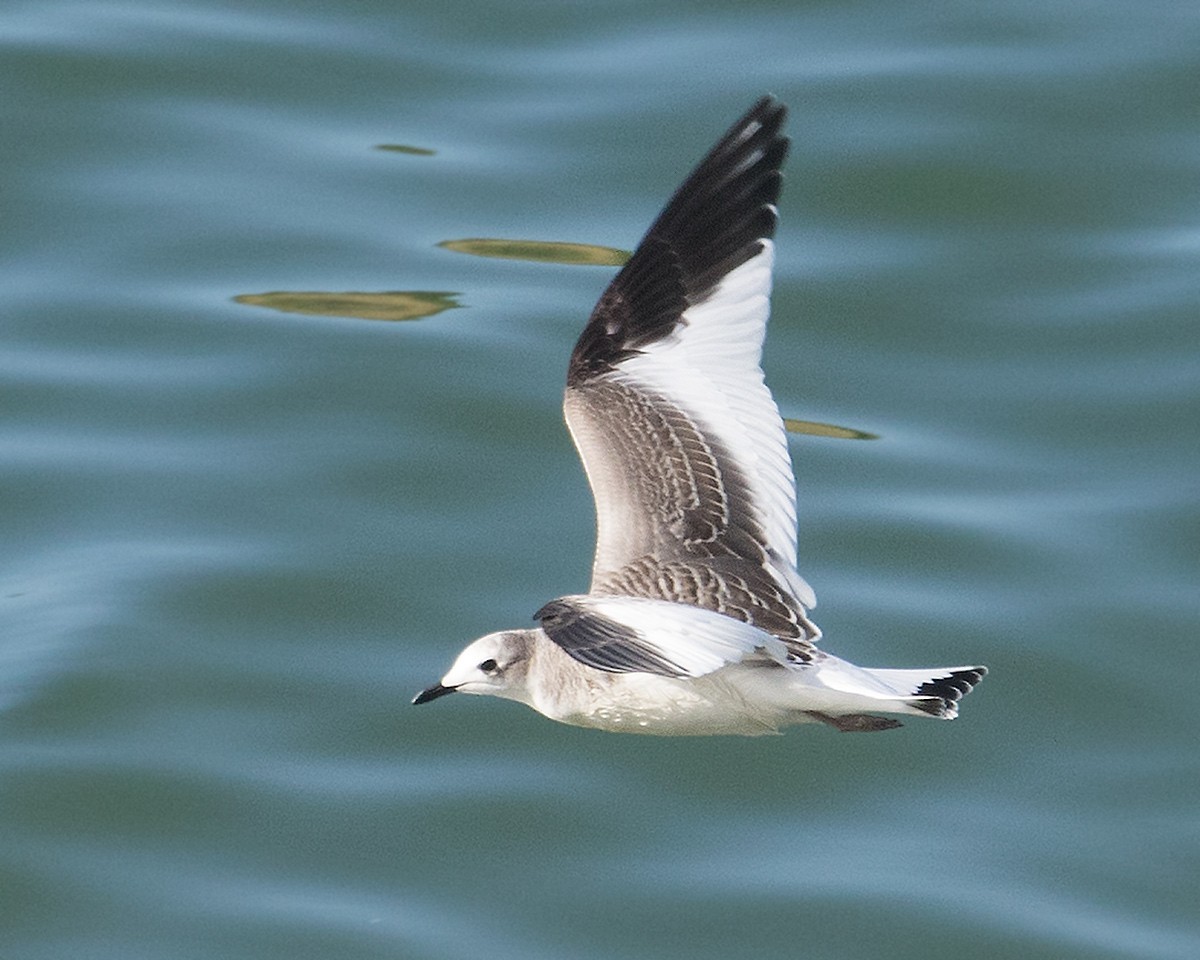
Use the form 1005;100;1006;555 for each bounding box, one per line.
412;630;537;707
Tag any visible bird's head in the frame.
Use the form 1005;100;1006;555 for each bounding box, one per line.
412;629;537;706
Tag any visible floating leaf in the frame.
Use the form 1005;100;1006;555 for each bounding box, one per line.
234;290;460;322
784;418;878;440
375;144;436;156
439;238;630;266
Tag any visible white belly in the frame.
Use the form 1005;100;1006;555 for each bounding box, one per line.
546;670;809;736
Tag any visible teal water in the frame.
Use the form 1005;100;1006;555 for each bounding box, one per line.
3;1;1198;957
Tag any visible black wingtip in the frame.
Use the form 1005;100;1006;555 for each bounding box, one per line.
568;96;790;383
645;93;789;255
744;94;787;129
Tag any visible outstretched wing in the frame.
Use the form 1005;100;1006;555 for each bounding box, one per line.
535;594;791;678
564;96;818;645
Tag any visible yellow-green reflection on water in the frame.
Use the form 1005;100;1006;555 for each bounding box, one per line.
374;144;436;156
234;290;460;321
439;238;630;266
783;418;878;440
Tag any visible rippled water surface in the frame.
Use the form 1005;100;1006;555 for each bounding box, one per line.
4;2;1198;958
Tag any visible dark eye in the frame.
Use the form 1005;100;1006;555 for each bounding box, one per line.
479;658;499;674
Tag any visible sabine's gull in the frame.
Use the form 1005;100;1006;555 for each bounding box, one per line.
414;97;987;735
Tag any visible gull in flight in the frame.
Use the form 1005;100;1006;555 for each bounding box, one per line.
414;97;986;734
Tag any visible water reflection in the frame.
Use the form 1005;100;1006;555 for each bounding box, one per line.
374;144;436;156
783;419;877;440
234;291;460;321
438;238;629;266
